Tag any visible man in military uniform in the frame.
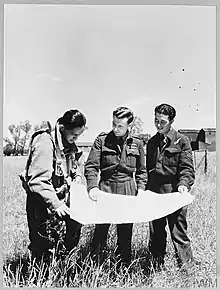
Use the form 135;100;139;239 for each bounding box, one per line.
146;103;198;271
84;107;147;267
20;110;86;261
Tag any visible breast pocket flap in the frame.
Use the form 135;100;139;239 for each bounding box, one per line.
126;148;140;156
102;147;117;155
165;147;181;154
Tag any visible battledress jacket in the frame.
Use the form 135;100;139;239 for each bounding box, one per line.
146;128;195;194
22;124;83;212
84;130;147;195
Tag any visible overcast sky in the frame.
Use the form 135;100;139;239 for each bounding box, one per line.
3;4;216;141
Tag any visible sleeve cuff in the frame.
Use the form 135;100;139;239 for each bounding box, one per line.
48;199;65;212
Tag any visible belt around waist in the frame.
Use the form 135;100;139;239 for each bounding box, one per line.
150;171;177;184
100;175;133;183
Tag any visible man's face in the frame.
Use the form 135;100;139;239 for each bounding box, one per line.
112;116;130;137
154;113;173;135
62;126;85;144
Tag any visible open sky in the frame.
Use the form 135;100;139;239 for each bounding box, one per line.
3;4;216;142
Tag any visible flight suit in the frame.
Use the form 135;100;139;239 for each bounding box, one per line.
146;128;195;267
84;130;147;265
20;124;83;259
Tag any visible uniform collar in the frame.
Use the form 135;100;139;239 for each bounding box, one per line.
166;127;175;141
155;128;175;150
157;127;175;141
118;130;129;142
110;130;128;141
55;121;65;151
54;121;79;155
112;130;135;144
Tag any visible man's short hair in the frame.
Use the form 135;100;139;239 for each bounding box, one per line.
155;104;176;121
58;109;86;130
113;107;134;124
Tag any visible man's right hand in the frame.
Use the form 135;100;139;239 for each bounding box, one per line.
55;203;71;218
89;187;100;202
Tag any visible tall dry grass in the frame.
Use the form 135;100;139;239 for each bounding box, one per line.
2;152;217;287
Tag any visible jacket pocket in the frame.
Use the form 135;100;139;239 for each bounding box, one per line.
163;147;181;166
126;147;140;167
101;147;118;166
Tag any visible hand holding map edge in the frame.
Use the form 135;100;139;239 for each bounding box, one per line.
88;187;100;202
69;183;195;225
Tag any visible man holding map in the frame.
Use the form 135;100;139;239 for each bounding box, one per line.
146;103;198;272
84;106;147;267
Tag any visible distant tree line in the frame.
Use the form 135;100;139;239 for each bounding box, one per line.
3;120;51;156
3;116;151;156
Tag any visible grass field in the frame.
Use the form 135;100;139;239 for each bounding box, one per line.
2;152;217;287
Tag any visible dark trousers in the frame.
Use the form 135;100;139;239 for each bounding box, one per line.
148;206;193;267
91;223;133;265
26;192;81;257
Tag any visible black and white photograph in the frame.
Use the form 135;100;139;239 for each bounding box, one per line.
2;3;217;287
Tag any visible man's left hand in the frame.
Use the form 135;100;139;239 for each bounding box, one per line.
178;185;189;194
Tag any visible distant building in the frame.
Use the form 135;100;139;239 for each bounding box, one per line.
178;128;216;151
197;128;216;151
178;129;200;142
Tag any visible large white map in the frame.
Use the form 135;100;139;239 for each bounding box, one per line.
69;184;194;225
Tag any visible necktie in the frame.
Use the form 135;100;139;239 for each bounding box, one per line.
159;135;167;151
117;137;124;153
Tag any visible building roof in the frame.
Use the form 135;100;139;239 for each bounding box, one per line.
178;129;200;133
179;128;216;133
200;128;216;132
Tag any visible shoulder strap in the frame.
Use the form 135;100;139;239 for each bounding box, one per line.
24;130;54;179
53;123;74;187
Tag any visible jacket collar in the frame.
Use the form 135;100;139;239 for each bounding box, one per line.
109;130;135;144
154;128;176;150
54;121;79;157
156;127;176;140
166;127;176;141
105;130;136;148
55;121;65;152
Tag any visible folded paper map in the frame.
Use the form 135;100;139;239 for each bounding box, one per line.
69;184;194;225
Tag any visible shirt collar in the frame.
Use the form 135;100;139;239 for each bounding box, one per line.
156;127;175;142
121;130;129;142
119;131;137;145
111;130;129;142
